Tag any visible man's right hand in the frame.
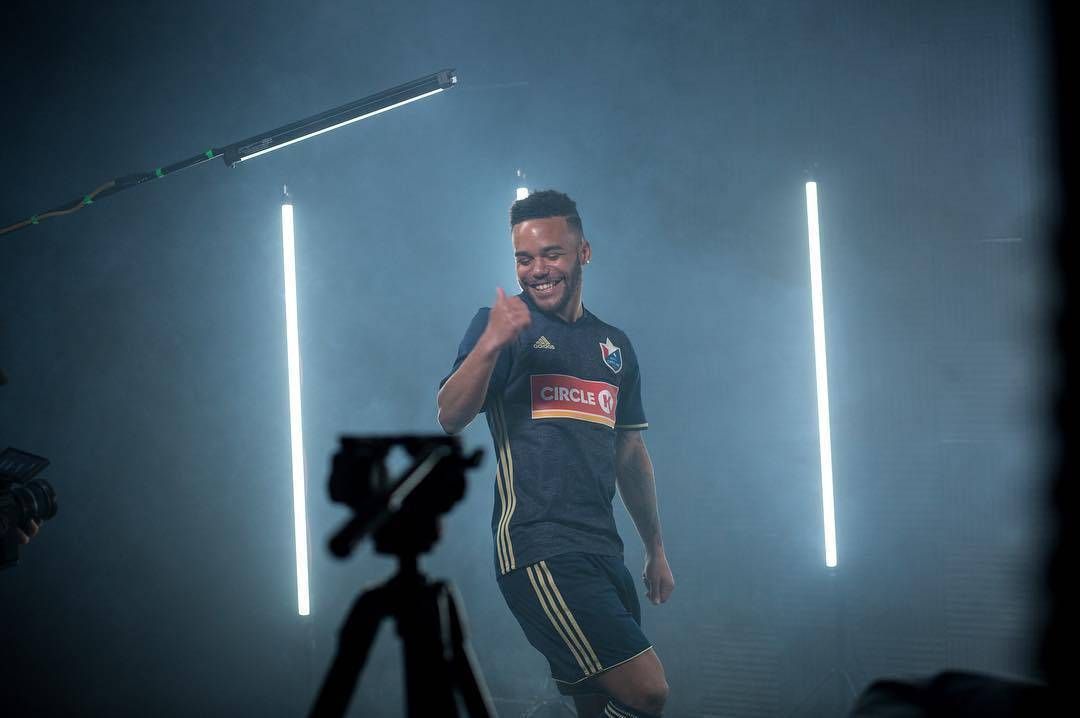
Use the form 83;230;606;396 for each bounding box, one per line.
437;288;530;434
481;287;531;351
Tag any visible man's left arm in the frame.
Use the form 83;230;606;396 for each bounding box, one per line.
615;430;674;605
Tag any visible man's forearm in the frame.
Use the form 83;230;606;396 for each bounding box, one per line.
616;440;664;553
437;337;500;433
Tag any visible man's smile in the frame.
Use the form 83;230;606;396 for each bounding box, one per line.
530;278;563;296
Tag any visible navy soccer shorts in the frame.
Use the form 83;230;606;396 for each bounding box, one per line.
497;552;653;695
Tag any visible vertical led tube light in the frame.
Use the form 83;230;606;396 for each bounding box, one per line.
282;189;311;615
515;169;529;200
806;181;838;568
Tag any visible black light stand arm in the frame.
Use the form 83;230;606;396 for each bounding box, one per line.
0;149;225;236
0;69;456;237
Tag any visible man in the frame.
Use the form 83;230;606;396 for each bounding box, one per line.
437;190;674;718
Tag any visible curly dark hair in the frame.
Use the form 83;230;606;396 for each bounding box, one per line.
509;189;584;240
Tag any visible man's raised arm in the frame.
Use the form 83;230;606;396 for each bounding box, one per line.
437;288;530;434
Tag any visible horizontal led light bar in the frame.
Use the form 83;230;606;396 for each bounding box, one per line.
806;181;838;568
223;69;457;166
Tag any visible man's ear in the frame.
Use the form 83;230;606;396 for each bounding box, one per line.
580;238;592;265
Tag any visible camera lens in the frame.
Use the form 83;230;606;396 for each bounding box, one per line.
13;478;57;522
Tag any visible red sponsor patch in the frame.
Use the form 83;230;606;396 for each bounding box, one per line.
530;374;619;428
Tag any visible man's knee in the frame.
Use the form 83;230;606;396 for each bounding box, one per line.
617;678;668;715
606;679;669;717
638;678;669;714
596;649;669;715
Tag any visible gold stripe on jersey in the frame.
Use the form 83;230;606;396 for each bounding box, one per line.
614;422;649;430
492;400;517;573
500;399;518;571
526;564;593;677
495;400;513;572
531;408;617;428
493;453;511;574
492;402;510;573
488;405;506;572
538;560;602;673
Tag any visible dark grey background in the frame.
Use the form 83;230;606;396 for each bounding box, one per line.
0;1;1053;715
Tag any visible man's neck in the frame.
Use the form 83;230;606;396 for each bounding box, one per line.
520;290;585;323
556;298;584;324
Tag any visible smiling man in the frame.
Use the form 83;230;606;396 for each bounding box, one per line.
437;190;674;718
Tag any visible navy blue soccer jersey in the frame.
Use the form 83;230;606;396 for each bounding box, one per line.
441;292;648;575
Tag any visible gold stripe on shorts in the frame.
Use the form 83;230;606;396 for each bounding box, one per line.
538;560;602;673
525;564;595;676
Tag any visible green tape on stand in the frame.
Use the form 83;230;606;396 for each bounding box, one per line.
155;168;164;178
30;215;39;225
82;195;93;206
204;149;214;159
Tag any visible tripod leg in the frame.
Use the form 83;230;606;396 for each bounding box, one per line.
442;583;497;718
398;578;461;717
309;586;390;718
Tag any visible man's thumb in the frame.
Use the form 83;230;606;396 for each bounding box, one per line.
495;287;506;303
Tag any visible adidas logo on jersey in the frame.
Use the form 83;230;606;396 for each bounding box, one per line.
533;336;556;350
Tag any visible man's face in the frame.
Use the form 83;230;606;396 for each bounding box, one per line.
512;217;591;320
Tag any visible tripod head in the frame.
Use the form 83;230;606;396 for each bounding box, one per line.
326;435;483;561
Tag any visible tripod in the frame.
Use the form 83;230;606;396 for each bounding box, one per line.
308;552;496;718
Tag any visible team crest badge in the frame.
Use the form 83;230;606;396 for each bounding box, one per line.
600;337;623;374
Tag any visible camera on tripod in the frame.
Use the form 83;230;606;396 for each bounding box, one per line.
326;434;482;560
1;447;58;569
310;434;495;718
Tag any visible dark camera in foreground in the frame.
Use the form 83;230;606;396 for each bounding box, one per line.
1;447;58;569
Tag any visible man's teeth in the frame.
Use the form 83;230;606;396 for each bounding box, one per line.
533;281;558;291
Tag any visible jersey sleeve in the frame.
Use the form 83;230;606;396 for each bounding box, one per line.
439;308;511;412
615;336;648;430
